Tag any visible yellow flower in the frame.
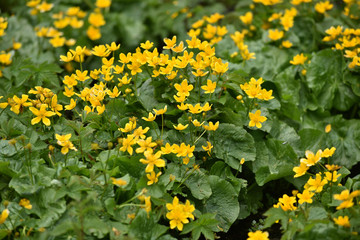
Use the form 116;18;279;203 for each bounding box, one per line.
201;79;216;94
300;150;322;166
65;99;77;110
315;1;333;14
136;137;157;153
142;112;156;122
107;86;121;98
281;40;292;48
188;103;202;114
106;42;120;51
29;104;56;126
153;105;167;115
278;194;297;211
119;135;136;155
325;171;341;182
290;53;308;65
247;230;269;240
96;0;111;8
144;196;151;214
163;36;177;50
119;121;136;133
173;123;188;131
333;216;350;228
146;171;162;185
174;79;193;97
63;87;75;97
111;177;127;186
55;133;77;155
140;40;154;50
334;189;360;210
60;51;74;62
10;94;32;114
172;41;186;53
321;147;336;158
49;36;65;48
249;110;267;128
240;12;253;25
192;119;203;127
297;190;314;204
166;196;195;231
63;74;78;87
202;141;213;155
19;199;32;209
268;29;284;41
203;121;219;131
0;209;9;224
161;143;174;154
139;150;165;172
306;174;328;193
89;12;105;27
37;1;53;12
293;162;309;178
91;45;111;57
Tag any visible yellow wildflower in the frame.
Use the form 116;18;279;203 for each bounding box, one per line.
249;110;267;128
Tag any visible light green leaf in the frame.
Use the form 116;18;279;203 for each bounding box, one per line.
213;123;256;170
203;175;240;232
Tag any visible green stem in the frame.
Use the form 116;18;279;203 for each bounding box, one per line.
161;114;164;140
176;167;197;190
28;148;34;185
194;130;206;143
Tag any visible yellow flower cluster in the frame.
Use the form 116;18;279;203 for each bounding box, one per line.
0;17;7;37
253;0;282;6
166;196;195;231
247;230;269;240
293;148;336;177
188;13;226;45
267;8;297;45
27;0;53;15
334;189;360;210
0;86;76;126
274;148;341;211
55;134;77;155
19;199;32;210
314;1;333;14
240;77;274;100
0;17;22;77
323;26;360;69
230;30;256;61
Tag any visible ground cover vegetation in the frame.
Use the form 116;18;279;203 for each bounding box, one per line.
0;0;360;239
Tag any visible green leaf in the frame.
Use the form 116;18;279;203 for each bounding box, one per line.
307;206;328;221
129;210;168;240
0;230;9;240
0;162;16;177
263;207;289;229
213;123;256;170
306;49;357;110
203;175;240;232
111;155;145;178
184;170;212;200
138;78;160;111
182;213;219;240
253;139;298;186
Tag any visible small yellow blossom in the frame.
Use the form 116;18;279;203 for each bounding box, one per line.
111;177;127;186
268;29;284;41
290;53;308;65
333;216;350;228
249;110;267;128
173;123;189;131
19;199;32;209
247;230;269;240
